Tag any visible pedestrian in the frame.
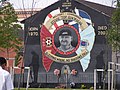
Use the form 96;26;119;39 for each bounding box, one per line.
0;57;14;90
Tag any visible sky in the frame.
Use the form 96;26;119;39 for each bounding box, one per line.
85;0;117;7
8;0;59;9
8;0;117;10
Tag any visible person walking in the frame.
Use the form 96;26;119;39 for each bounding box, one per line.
0;57;14;90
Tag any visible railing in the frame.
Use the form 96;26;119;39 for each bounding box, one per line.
10;62;120;90
94;62;120;90
10;67;30;90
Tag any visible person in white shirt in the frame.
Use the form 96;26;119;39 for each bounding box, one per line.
0;57;14;90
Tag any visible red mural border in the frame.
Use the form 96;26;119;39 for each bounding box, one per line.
52;24;80;55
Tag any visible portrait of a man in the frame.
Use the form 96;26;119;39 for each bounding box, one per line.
58;29;75;52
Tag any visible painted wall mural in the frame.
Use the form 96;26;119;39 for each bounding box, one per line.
23;0;112;84
40;7;95;72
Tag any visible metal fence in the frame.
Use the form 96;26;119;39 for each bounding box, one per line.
13;69;120;90
17;72;94;83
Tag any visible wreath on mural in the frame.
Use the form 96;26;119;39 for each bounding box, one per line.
54;69;60;77
71;69;77;76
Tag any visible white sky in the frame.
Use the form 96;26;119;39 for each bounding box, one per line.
85;0;117;7
9;0;59;9
8;0;117;10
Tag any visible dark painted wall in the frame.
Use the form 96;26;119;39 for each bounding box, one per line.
23;0;112;84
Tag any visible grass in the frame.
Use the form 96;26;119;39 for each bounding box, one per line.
14;88;90;90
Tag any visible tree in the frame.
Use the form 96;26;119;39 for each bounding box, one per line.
106;1;120;89
106;0;120;51
0;2;22;62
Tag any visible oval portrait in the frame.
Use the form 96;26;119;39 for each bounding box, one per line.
52;25;80;55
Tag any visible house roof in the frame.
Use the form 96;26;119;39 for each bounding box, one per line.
78;0;115;17
21;0;115;23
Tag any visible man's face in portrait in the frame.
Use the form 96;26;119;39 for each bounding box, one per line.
59;35;73;46
59;30;73;47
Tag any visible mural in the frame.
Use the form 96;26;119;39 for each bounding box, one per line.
22;0;112;86
40;7;95;72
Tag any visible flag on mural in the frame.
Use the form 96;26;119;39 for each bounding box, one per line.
40;7;95;72
74;8;95;71
40;25;57;72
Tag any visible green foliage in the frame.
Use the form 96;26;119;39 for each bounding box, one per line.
0;3;22;49
106;1;120;51
89;87;94;90
80;84;87;89
14;46;23;66
0;3;22;64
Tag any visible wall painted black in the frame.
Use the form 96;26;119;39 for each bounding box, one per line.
21;0;112;85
